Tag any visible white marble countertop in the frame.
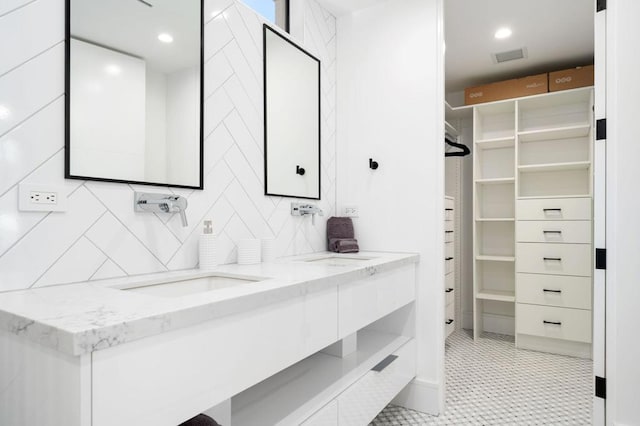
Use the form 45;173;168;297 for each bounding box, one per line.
0;251;418;356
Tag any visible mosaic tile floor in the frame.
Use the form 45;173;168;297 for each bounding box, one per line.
371;330;592;425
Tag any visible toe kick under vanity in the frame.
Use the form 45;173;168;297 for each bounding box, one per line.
0;252;418;426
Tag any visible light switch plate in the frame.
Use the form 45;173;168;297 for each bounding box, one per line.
18;183;68;212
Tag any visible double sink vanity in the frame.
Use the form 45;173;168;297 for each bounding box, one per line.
0;252;418;426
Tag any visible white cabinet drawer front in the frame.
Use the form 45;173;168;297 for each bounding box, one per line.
516;221;592;244
445;209;454;221
445;242;454;258
445;220;454;232
301;400;338;426
517;274;591;309
444;230;454;243
445;271;454;292
339;265;416;337
517;198;592;221
516;304;592;343
445;198;454;210
445;258;454;274
445;287;455;306
92;287;338;426
516;243;592;277
338;340;416;426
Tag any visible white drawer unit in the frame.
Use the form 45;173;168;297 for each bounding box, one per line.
517;197;592;221
445;273;455;305
338;265;416;337
445;242;454;258
337;340;416;426
516;273;591;310
301;401;338;426
516;243;592;277
516;220;592;244
444;197;456;338
516;303;592;343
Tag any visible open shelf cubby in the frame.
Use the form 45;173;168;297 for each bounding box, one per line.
476;221;514;258
518;88;592;133
518;168;591;198
475;182;514;219
474;101;516;141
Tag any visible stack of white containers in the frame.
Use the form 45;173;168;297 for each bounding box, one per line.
237;239;261;265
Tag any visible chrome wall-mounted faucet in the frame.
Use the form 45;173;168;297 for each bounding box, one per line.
291;202;324;225
135;192;189;227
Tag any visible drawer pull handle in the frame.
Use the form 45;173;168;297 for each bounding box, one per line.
445;288;454;293
543;208;562;212
372;355;398;372
543;320;562;326
543;230;562;234
445;257;454;261
445;230;454;233
445;319;454;325
543;257;562;262
445;208;453;211
543;289;562;293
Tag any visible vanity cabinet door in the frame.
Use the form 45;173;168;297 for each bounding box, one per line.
338;265;416;337
91;286;338;426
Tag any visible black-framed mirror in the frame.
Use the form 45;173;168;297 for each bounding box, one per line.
263;24;321;200
65;0;204;189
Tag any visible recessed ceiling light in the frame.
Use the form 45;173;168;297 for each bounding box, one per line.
158;33;174;43
494;28;512;40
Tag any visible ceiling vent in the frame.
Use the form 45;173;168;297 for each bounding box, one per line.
492;48;527;64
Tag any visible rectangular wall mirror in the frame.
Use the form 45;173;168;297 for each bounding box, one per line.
263;24;321;200
65;0;204;189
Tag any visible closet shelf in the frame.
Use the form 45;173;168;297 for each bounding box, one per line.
232;330;410;425
475;177;515;185
518;161;591;173
475;218;515;222
445;120;459;136
475;136;515;150
518;194;591;200
518;124;591;142
476;255;516;262
476;290;515;303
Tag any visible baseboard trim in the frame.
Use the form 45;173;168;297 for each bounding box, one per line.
391;378;441;415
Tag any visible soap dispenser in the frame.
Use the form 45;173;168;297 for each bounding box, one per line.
199;220;217;270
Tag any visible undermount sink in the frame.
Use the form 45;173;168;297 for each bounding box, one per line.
304;255;376;266
120;274;264;298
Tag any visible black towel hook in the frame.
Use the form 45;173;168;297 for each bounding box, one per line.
369;158;379;170
296;165;305;176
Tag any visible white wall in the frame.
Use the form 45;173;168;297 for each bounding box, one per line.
336;0;445;413
606;0;640;424
0;0;337;292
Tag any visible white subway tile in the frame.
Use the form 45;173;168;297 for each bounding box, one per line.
91;259;126;281
0;0;64;76
85;213;166;276
0;42;64;137
33;237;106;287
0;186;105;291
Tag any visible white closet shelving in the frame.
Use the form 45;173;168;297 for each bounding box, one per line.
472;87;594;356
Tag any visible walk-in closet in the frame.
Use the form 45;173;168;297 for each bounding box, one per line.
441;0;599;423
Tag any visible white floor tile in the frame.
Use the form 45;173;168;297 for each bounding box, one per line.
372;330;592;425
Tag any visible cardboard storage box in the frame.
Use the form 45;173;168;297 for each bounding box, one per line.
465;73;548;105
548;65;594;92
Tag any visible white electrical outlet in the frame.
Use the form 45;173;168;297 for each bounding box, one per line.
19;183;68;212
344;205;359;218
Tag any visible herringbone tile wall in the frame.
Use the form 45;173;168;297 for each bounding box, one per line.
0;0;337;291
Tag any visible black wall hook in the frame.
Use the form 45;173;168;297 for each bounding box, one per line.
369;158;379;170
296;165;306;176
